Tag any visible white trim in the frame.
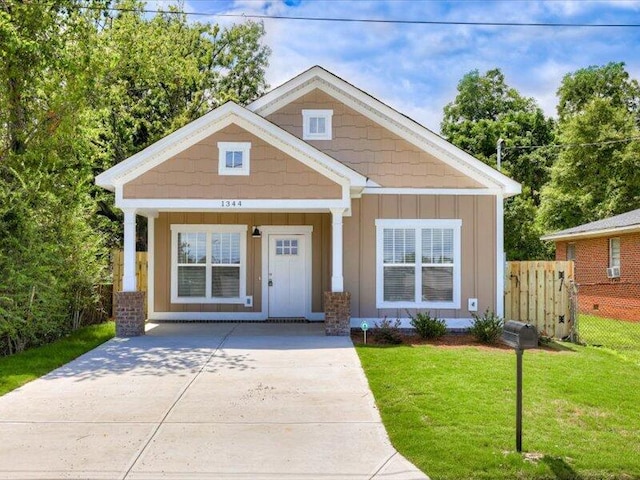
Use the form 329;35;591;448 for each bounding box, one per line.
260;226;314;319
350;317;473;329
218;142;251;176
115;198;350;211
541;224;640;242
150;312;265;321
375;218;462;310
96;102;367;191
122;208;137;291
147;214;155;318
363;187;501;196
247;67;521;196
170;224;248;304
302;109;333;140
496;197;504;318
609;237;621;268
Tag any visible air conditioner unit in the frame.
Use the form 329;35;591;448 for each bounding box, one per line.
607;266;620;278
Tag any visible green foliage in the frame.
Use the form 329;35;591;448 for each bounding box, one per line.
0;1;271;356
441;69;555;260
539;63;640;233
469;309;504;344
372;317;403;344
407;310;447;339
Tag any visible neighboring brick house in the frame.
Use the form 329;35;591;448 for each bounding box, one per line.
542;209;640;322
96;66;521;336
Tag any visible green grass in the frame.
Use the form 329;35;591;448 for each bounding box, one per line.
578;314;640;349
0;322;115;396
356;342;640;480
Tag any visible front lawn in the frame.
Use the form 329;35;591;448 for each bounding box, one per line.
356;341;640;480
0;322;115;396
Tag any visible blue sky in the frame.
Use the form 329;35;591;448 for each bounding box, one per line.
151;0;640;131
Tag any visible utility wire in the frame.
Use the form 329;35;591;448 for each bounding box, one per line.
504;136;640;151
79;5;640;28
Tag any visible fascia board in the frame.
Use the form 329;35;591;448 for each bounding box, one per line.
541;225;640;242
249;67;521;195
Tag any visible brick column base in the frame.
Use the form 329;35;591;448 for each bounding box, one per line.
115;291;146;337
324;291;351;336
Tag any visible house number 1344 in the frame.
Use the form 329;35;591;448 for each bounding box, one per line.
221;200;242;207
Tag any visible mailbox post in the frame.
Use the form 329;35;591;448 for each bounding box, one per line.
502;320;538;453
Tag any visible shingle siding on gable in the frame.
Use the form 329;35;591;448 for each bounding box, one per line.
123;124;342;200
266;89;485;189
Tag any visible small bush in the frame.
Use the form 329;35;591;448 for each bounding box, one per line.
372;317;403;344
408;310;447;339
470;309;503;344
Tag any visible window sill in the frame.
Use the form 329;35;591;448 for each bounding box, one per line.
171;297;246;305
376;300;460;310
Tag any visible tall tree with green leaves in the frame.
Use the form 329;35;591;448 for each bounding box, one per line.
441;69;555;260
538;63;640;233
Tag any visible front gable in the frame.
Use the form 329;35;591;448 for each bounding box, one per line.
266;88;483;189
123;123;342;200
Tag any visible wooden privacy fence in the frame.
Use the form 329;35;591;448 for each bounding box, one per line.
504;261;575;339
112;250;148;315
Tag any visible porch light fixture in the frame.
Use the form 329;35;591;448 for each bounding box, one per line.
252;227;262;238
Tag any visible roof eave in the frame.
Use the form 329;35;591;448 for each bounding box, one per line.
541;224;640;242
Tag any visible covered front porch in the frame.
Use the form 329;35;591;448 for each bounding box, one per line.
115;207;352;336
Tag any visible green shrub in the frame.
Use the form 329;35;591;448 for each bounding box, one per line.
408;310;447;339
372;317;403;344
470;309;504;344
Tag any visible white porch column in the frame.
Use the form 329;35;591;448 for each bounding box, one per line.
496;196;505;317
122;208;137;292
330;208;345;292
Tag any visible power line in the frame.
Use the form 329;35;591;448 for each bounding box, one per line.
504;136;640;151
80;5;640;28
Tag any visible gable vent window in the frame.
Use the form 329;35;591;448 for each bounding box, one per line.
302;109;333;140
218;142;251;176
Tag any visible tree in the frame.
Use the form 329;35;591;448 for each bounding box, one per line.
539;63;640;233
441;69;555;260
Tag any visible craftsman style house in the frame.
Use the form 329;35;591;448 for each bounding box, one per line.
96;66;520;335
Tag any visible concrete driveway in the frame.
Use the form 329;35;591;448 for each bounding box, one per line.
0;323;428;480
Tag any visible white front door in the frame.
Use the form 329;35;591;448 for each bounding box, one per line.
268;235;306;317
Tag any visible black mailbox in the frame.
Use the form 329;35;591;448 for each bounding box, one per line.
502;321;538;350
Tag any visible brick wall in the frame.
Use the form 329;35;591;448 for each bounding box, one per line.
554;232;640;322
115;291;146;337
324;291;351;336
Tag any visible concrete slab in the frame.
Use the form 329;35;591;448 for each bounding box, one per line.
0;322;428;479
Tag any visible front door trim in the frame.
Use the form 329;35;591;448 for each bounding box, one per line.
260;225;313;320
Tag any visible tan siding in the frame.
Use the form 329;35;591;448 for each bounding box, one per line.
343;195;497;319
154;212;330;315
124;124;342;200
267;89;485;189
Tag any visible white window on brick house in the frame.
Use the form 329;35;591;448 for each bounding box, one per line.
302;110;333;140
171;225;247;303
218;142;251;176
566;243;576;261
609;238;621;268
375;219;461;309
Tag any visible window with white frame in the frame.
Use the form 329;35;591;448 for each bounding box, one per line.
171;225;247;303
302;109;333;140
609;238;620;268
375;219;461;309
218;142;250;175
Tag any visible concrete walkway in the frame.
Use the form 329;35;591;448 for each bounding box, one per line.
0;323;428;480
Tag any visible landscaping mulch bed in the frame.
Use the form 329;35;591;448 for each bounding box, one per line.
350;331;566;352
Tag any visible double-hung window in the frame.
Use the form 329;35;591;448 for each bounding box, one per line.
171;225;247;303
375;219;461;309
609;238;620;268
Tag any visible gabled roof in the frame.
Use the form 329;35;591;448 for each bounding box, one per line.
541;208;640;241
248;66;521;197
95;101;368;192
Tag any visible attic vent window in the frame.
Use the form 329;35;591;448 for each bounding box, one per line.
218;142;251;176
302;109;333;140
